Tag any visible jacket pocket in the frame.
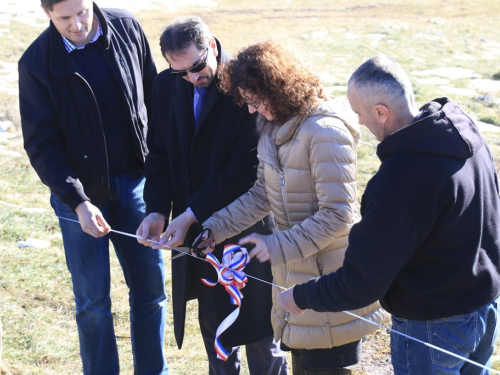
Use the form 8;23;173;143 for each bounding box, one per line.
68;153;98;197
68;152;92;169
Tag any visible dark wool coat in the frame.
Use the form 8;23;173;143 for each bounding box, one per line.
143;40;274;349
19;4;156;210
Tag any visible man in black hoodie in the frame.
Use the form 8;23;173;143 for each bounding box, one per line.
279;55;500;374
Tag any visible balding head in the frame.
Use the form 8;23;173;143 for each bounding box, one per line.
349;55;415;110
347;55;418;141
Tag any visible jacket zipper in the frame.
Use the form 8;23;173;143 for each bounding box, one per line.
117;54;148;159
119;55;134;95
279;128;300;327
284;261;291;323
259;154;294;332
75;72;109;202
278;160;292;326
279;168;292;228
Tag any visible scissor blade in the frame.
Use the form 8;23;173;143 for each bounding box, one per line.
169;247;192;260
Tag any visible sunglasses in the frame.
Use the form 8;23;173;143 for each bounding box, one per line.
170;47;209;77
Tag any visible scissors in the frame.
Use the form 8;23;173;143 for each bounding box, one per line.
108;226;205;260
169;228;211;260
56;216;209;260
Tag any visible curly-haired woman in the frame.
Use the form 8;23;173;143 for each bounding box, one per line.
198;40;388;375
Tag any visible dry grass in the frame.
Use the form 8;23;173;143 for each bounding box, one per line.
1;0;500;374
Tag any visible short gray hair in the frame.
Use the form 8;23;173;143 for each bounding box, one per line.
349;55;415;107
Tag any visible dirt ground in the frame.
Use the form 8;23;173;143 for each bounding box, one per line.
351;329;392;375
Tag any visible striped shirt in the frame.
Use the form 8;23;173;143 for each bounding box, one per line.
61;15;102;53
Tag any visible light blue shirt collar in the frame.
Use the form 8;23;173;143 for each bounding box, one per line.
62;14;102;53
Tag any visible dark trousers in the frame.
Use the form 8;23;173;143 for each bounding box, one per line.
284;340;361;372
197;287;288;375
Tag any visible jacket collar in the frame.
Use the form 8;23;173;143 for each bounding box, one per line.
274;115;304;146
377;97;483;162
195;38;230;129
271;99;360;147
49;2;109;77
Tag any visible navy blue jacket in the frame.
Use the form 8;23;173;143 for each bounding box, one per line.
294;98;500;320
143;40;274;348
19;4;156;210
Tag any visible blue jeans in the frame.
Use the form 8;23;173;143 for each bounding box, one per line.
50;172;168;375
391;297;500;375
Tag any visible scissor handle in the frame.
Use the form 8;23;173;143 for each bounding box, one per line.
190;227;212;258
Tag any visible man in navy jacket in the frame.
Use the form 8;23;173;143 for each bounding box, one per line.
137;17;287;375
279;55;500;374
19;1;167;373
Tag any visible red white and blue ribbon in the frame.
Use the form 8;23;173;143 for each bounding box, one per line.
201;244;249;361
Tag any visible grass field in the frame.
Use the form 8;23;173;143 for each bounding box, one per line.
1;0;500;374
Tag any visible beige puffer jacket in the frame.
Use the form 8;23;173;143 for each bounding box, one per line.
203;98;389;349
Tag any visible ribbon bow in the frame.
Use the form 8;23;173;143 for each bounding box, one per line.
201;244;249;361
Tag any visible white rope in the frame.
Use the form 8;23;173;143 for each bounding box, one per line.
55;216;500;374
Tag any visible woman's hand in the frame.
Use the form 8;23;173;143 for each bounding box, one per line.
239;233;269;262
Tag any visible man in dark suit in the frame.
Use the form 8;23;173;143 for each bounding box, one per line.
136;17;288;375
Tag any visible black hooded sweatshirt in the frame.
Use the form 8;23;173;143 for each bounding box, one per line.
294;97;500;320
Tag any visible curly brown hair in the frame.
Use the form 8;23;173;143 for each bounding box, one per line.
219;40;327;125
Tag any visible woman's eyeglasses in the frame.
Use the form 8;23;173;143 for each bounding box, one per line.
241;98;261;109
170;47;209;77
